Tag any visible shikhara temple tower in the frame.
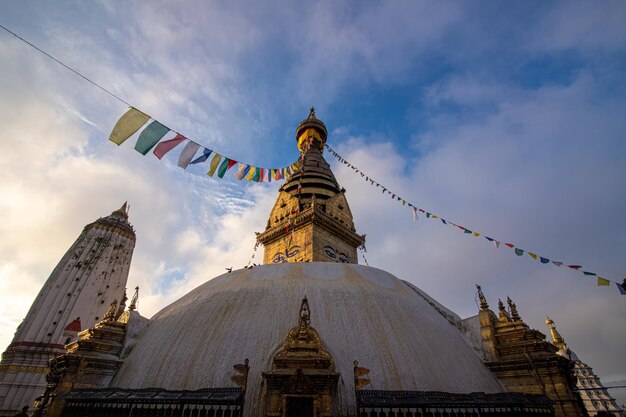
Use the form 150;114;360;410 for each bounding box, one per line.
0;204;135;416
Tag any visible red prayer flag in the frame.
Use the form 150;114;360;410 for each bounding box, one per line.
153;134;186;159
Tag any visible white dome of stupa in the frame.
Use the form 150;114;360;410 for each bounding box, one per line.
111;262;503;415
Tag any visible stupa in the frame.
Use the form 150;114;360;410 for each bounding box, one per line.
23;110;587;417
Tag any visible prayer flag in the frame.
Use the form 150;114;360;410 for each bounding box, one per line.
583;271;596;276
263;169;270;183
505;243;514;248
485;237;494;242
514;248;524;256
153;133;185;159
207;154;222;177
252;167;261;182
412;207;418;222
109;108;150;145
190;148;213;164
402;200;406;206
528;252;538;260
258;168;265;183
233;164;248;180
464;229;473;234
190;148;212;164
473;232;480;237
432;215;439;218
552;261;563;267
568;265;582;270
177;141;200;168
597;277;610;286
493;240;501;248
217;158;236;178
616;282;626;295
274;169;283;181
441;219;447;225
246;167;256;181
426;212;431;218
540;257;550;264
134;121;170;155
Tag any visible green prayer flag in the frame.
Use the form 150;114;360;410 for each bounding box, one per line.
514;248;524;256
134;121;169;155
464;229;473;234
583;271;596;276
217;158;231;178
252;167;261;182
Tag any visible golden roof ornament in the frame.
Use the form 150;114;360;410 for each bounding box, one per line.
296;106;327;153
497;299;510;322
546;316;567;350
507;296;521;322
111;201;129;219
102;299;118;322
129;286;139;311
476;284;489;310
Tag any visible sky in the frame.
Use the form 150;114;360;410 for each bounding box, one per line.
1;0;625;406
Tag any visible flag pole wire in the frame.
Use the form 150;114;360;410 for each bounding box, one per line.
0;23;132;107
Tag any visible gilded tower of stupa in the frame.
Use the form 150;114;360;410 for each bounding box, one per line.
0;204;136;416
256;108;365;264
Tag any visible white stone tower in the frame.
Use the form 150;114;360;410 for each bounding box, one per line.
0;203;136;416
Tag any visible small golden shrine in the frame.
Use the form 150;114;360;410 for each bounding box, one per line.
262;297;338;417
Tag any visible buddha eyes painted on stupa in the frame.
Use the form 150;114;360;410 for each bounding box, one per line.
271;246;302;263
323;246;351;263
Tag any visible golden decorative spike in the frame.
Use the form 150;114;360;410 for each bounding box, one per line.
129;286;139;311
507;296;521;321
102;299;118;322
545;316;567;350
299;296;311;327
498;299;510;322
117;289;128;318
476;284;489;310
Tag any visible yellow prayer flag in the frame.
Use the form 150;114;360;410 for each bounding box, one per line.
528;252;538;260
597;277;610;286
109;108;150;145
432;215;439;218
246;166;256;181
473;232;480;237
207;154;222;177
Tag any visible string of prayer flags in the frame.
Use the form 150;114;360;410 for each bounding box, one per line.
325;143;622;293
108;107;300;184
109;108;150;145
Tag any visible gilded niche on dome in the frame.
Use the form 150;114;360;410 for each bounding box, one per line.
262;297;338;417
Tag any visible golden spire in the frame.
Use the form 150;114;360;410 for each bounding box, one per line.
507;296;521;322
111;201;129;219
296;106;327;152
102;299;118;322
545;316;567;351
129;286;139;311
497;299;510;322
476;284;489;310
